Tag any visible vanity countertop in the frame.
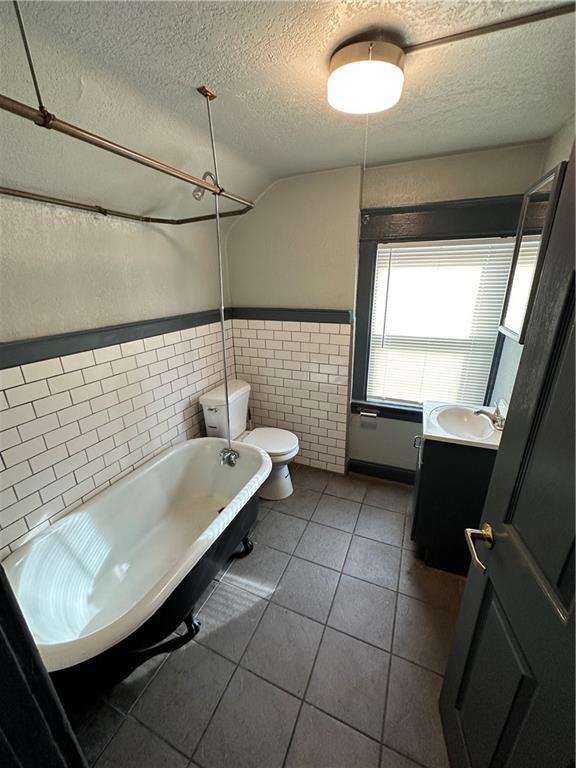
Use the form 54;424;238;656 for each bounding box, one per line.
423;400;502;450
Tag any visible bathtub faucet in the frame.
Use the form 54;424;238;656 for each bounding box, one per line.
220;447;240;467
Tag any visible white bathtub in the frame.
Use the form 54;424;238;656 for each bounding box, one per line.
3;437;271;672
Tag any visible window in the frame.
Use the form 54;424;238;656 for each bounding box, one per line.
365;237;538;406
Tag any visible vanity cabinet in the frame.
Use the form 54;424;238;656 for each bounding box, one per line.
411;437;496;575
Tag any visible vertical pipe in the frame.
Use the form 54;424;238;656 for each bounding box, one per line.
12;0;45;110
204;94;233;453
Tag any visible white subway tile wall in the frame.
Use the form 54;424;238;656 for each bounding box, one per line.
0;322;235;558
0;318;352;560
232;320;351;474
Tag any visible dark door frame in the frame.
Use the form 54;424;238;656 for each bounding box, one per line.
0;567;87;767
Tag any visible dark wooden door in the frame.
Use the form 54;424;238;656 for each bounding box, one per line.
440;151;575;768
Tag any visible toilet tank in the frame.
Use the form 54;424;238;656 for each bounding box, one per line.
199;379;251;440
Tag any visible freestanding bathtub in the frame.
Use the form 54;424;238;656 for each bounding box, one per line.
3;437;272;673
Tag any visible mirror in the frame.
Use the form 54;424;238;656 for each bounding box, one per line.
500;162;567;343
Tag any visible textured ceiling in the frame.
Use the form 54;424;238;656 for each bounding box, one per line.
1;0;574;189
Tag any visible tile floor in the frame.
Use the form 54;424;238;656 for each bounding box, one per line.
67;465;465;768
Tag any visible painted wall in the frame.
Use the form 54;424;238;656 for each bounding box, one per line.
226;143;546;318
0;5;270;342
225;142;550;472
542;115;575;172
361;143;546;208
227;167;362;310
348;416;418;471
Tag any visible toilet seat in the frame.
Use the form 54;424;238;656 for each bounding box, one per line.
242;427;299;460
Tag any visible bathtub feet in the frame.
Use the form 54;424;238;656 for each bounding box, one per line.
184;613;201;638
129;613;201;664
231;535;254;559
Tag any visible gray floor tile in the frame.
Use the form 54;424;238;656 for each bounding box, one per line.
380;745;422;767
393;594;457;674
253;509;307;553
272;556;340;622
74;701;123;766
292;464;330;492
96;718;188;768
312;495;360;532
273;486;322;520
285;703;380;768
197;578;219;606
133;641;234;756
306;627;389;739
294;521;351;570
196;581;267;661
328;574;396;651
325;473;368;503
399;550;463;613
89;477;460;768
104;653;168;713
242;603;323;696
257;503;272;521
355;504;404;546
402;514;417;551
194;668;300;768
384;656;449;768
222;541;290;598
343;536;401;590
364;479;412;513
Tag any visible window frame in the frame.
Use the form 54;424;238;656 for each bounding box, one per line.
352;195;540;419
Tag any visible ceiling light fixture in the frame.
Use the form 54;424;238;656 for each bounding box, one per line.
327;40;405;115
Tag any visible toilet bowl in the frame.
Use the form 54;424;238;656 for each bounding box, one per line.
199;379;299;499
240;427;299;499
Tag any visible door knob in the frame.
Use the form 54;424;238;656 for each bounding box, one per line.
465;523;494;573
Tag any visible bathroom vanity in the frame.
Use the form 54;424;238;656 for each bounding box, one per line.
411;401;502;574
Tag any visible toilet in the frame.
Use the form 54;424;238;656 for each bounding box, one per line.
200;379;299;499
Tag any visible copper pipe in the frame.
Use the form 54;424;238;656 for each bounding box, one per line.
405;4;574;54
0;186;252;225
0;93;254;210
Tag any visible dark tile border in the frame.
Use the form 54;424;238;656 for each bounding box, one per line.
230;308;352;324
0;307;353;369
348;460;415;486
0;309;226;369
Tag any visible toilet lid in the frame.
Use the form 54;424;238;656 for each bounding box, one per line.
243;428;299;457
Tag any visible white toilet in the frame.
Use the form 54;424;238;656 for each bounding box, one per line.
200;379;299;500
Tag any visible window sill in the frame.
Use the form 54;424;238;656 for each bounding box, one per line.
350;400;423;423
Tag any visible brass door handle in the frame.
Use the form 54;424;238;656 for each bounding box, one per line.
465;523;494;573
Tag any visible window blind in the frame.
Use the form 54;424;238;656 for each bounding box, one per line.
366;237;540;406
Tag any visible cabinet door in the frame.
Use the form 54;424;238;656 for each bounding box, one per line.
412;439;496;573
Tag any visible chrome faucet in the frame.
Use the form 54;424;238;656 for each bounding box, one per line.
220;447;240;467
474;403;506;431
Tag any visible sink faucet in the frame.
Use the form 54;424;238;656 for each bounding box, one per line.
474;403;506;431
220;447;240;467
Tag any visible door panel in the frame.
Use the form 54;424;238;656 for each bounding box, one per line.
512;323;575;599
456;587;536;768
440;151;575;768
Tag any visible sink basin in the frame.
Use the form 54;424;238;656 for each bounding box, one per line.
431;405;494;440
